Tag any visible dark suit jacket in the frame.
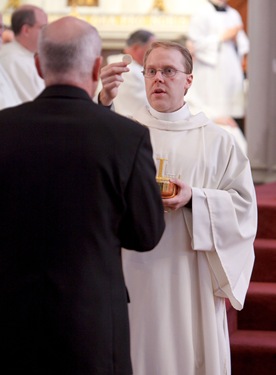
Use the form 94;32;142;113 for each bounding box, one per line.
0;85;165;375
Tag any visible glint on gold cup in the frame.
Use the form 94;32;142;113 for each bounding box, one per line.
156;176;177;199
156;157;177;199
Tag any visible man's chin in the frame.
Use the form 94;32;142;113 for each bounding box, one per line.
149;99;169;113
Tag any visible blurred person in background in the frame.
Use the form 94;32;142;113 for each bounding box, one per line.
0;12;20;109
2;26;14;44
0;4;47;103
97;29;155;117
186;0;249;151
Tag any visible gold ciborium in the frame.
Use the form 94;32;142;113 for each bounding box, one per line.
156;157;177;199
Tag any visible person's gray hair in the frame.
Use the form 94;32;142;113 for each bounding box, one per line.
126;29;155;47
143;41;193;74
38;22;101;81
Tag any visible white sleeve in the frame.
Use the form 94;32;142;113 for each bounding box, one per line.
184;145;257;310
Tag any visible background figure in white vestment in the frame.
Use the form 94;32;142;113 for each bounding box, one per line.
0;5;47;103
0;13;20;110
186;75;248;153
99;29;155;117
186;0;249;141
98;41;258;375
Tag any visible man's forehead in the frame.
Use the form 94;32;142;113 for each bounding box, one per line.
147;47;182;64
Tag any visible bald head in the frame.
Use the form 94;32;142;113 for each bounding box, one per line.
43;16;96;45
37;16;102;95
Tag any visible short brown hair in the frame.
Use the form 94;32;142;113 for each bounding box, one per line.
11;7;36;35
143;41;193;74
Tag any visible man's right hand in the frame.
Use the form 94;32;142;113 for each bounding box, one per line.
99;62;129;106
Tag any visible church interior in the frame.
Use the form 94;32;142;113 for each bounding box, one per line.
0;0;275;374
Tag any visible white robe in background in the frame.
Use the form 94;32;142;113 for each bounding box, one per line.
0;40;45;103
122;104;257;375
0;64;21;110
186;1;249;120
187;95;248;155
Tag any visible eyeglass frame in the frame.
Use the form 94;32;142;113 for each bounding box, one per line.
141;66;190;78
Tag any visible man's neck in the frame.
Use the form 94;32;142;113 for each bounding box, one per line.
209;0;227;11
15;35;35;53
210;0;226;6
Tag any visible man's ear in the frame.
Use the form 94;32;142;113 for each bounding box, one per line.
34;53;44;79
92;56;103;82
21;23;30;37
186;73;193;88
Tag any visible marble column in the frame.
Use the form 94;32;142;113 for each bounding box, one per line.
247;0;276;183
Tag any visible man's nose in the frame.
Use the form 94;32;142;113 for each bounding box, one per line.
154;70;164;80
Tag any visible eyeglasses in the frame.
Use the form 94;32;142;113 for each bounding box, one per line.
142;66;188;78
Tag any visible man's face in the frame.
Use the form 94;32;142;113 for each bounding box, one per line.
27;9;48;52
144;47;193;113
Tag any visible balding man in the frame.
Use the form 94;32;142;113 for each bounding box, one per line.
0;12;20;109
0;5;48;102
0;16;165;374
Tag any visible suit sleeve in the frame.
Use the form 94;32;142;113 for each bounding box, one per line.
119;129;165;251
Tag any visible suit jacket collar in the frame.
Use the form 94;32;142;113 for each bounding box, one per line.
36;85;92;102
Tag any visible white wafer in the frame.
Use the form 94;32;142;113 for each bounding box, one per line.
122;54;132;65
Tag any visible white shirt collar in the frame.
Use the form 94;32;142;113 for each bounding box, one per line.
148;103;191;122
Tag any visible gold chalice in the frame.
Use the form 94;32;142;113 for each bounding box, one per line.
156;157;177;199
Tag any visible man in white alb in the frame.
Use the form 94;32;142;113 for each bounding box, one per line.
98;40;257;375
186;0;249;150
0;12;20;110
0;5;47;103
